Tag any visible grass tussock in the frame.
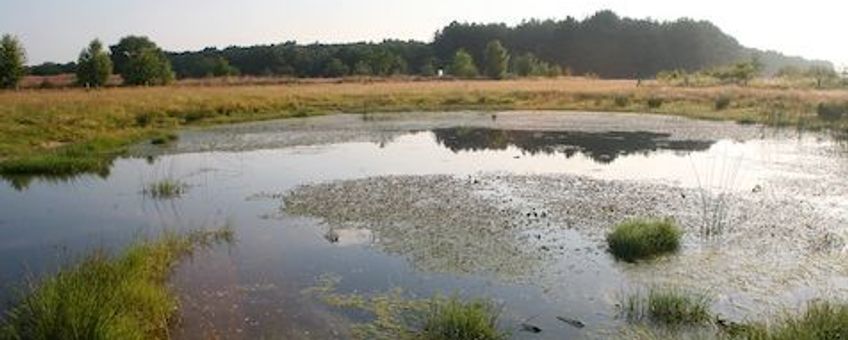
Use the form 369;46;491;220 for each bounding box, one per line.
623;287;712;327
730;301;848;340
646;97;664;109
0;226;234;340
607;218;682;262
421;296;507;340
715;95;732;110
143;179;188;199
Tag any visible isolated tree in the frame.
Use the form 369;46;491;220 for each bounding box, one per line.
0;34;26;89
110;36;174;86
76;39;113;87
122;48;174;86
511;53;535;77
483;40;509;79
110;36;158;75
449;49;478;78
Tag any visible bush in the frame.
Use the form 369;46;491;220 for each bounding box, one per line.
715;95;732;110
421;296;507;340
607;218;682;262
817;102;847;121
614;95;631;107
623;287;712;327
647;97;664;109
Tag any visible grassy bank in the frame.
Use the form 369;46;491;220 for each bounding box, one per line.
0;227;233;340
2;78;848;176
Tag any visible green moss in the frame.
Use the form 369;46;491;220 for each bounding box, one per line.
0;226;234;340
607;218;682;262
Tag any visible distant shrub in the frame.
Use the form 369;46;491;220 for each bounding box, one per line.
134;111;168;127
421;296;507;340
607;218;681;262
647;97;664;109
715;95;732;110
817;102;847;121
614;95;630;107
150;133;178;145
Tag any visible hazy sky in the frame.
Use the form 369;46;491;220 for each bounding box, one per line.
1;0;844;67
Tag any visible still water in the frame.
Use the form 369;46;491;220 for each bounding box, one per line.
1;112;846;338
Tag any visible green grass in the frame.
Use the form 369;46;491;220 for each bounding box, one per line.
143;179;188;199
607;218;682;262
0;137;127;176
0;226;234;340
420;296;507;340
729;301;848;340
623;287;712;327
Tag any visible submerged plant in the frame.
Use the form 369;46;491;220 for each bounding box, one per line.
303;277;507;340
143;178;187;199
0;226;234;340
607;218;682;262
622;287;712;327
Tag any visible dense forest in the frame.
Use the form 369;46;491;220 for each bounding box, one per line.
28;10;832;80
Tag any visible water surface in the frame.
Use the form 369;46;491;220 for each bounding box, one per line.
2;111;847;339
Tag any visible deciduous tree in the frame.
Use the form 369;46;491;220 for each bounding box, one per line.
76;39;113;88
449;49;478;78
483;40;509;79
0;34;26;89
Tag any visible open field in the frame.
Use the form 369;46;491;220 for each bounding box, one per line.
1;77;847;175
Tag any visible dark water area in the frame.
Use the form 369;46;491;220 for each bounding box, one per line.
1;111;847;338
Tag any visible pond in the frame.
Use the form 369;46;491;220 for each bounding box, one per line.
1;111;847;339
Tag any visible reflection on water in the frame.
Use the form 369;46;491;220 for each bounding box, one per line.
1;168;111;191
433;127;715;163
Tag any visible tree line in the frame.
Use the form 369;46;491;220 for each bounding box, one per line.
0;10;835;89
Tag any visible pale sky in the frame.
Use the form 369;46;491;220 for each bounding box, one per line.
0;0;844;68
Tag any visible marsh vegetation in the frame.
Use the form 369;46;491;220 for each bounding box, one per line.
622;287;713;327
0;226;233;340
143;178;188;199
607;218;682;262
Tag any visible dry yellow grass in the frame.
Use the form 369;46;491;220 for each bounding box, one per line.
1;77;846;174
